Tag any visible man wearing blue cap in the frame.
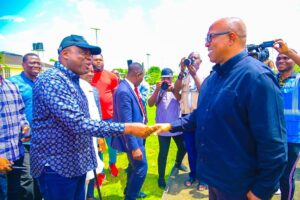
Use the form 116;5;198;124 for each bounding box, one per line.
148;68;187;189
30;35;156;200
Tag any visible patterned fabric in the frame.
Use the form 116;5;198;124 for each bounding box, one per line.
134;87;146;123
8;72;35;145
0;76;28;161
30;62;125;178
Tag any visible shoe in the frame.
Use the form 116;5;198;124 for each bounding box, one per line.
175;163;188;172
184;177;195;187
95;173;106;188
137;192;147;198
158;178;166;189
109;163;118;177
275;189;281;195
197;182;208;191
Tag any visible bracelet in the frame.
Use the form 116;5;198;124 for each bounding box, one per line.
178;73;184;80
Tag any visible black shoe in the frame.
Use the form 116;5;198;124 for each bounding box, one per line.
137;192;147;198
158;178;166;189
175;163;188;172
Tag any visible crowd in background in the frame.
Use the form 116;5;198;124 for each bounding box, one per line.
0;16;300;200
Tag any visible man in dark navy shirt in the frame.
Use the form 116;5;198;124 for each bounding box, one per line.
154;17;287;200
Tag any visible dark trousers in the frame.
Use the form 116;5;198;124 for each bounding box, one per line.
7;157;23;200
209;186;247;200
125;147;147;200
0;173;7;200
183;130;197;180
158;134;186;178
280;142;300;200
37;167;86;200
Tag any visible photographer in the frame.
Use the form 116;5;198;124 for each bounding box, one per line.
173;52;207;190
148;68;186;189
274;39;300;200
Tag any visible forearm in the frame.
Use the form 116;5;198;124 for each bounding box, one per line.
191;74;201;91
148;90;159;107
286;49;300;66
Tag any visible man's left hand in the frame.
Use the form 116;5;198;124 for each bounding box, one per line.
246;191;261;200
21;125;30;142
124;123;159;138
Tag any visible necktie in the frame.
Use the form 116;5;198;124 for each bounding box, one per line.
134;87;146;122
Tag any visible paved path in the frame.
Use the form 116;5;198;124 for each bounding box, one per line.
162;155;300;200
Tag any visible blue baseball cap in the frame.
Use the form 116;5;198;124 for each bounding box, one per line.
161;68;173;77
58;34;101;55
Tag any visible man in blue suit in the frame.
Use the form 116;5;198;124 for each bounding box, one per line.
112;62;147;200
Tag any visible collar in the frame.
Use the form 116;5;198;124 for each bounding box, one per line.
54;62;80;80
212;50;248;75
125;78;135;90
20;71;35;83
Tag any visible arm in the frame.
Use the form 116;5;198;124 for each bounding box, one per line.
148;82;161;107
274;38;300;66
115;90;139;151
247;73;287;199
188;65;201;91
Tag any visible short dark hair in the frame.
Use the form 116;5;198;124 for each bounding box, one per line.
23;53;39;63
128;62;144;75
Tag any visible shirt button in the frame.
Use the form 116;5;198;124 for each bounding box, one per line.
206;108;209;112
201;126;205;130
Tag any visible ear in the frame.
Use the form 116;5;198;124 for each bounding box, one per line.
228;32;237;45
61;49;69;60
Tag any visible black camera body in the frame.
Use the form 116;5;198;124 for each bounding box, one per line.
161;81;170;90
247;40;274;62
183;58;194;66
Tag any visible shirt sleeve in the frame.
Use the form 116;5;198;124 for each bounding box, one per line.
38;77;124;138
247;73;287;199
170;110;197;133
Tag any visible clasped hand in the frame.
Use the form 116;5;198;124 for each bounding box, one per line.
124;123;172;138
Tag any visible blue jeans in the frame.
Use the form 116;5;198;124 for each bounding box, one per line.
37;167;86;200
7;157;23;200
280;142;300;200
124;147;147;200
104;119;117;164
0;173;7;200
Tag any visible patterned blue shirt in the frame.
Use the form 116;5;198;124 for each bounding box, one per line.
8;72;34;145
0;76;28;161
30;62;125;178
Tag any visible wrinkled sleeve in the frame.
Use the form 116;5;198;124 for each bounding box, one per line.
248;73;287;199
170;109;197;133
38;77;124;138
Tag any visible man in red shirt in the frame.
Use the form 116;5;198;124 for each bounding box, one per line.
91;54;119;177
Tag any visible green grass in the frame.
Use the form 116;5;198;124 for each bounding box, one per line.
97;105;178;200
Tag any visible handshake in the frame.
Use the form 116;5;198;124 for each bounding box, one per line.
124;123;172;138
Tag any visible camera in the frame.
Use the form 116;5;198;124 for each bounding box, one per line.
183;58;194;66
161;81;170;90
247;40;274;62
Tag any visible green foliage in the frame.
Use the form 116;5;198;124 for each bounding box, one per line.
146;66;161;85
113;68;128;78
294;64;300;73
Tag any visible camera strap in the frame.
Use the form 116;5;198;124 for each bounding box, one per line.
155;90;165;106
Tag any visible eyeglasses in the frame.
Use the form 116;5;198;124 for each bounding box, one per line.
276;56;290;61
205;31;230;43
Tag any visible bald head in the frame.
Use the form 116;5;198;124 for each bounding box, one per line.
206;17;247;64
127;62;145;87
216;17;247;46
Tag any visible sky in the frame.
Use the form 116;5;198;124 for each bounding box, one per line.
1;0;300;78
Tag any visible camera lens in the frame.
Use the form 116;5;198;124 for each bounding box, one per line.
183;58;193;66
161;81;169;90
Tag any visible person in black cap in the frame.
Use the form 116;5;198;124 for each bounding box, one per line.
29;34;157;200
148;68;187;189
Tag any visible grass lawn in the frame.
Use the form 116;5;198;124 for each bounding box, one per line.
97;105;178;200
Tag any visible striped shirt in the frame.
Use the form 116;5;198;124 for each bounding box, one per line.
0;76;28;161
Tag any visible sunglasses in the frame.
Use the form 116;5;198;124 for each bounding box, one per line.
205;31;230;43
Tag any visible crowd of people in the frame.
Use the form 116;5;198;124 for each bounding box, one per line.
0;16;299;200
